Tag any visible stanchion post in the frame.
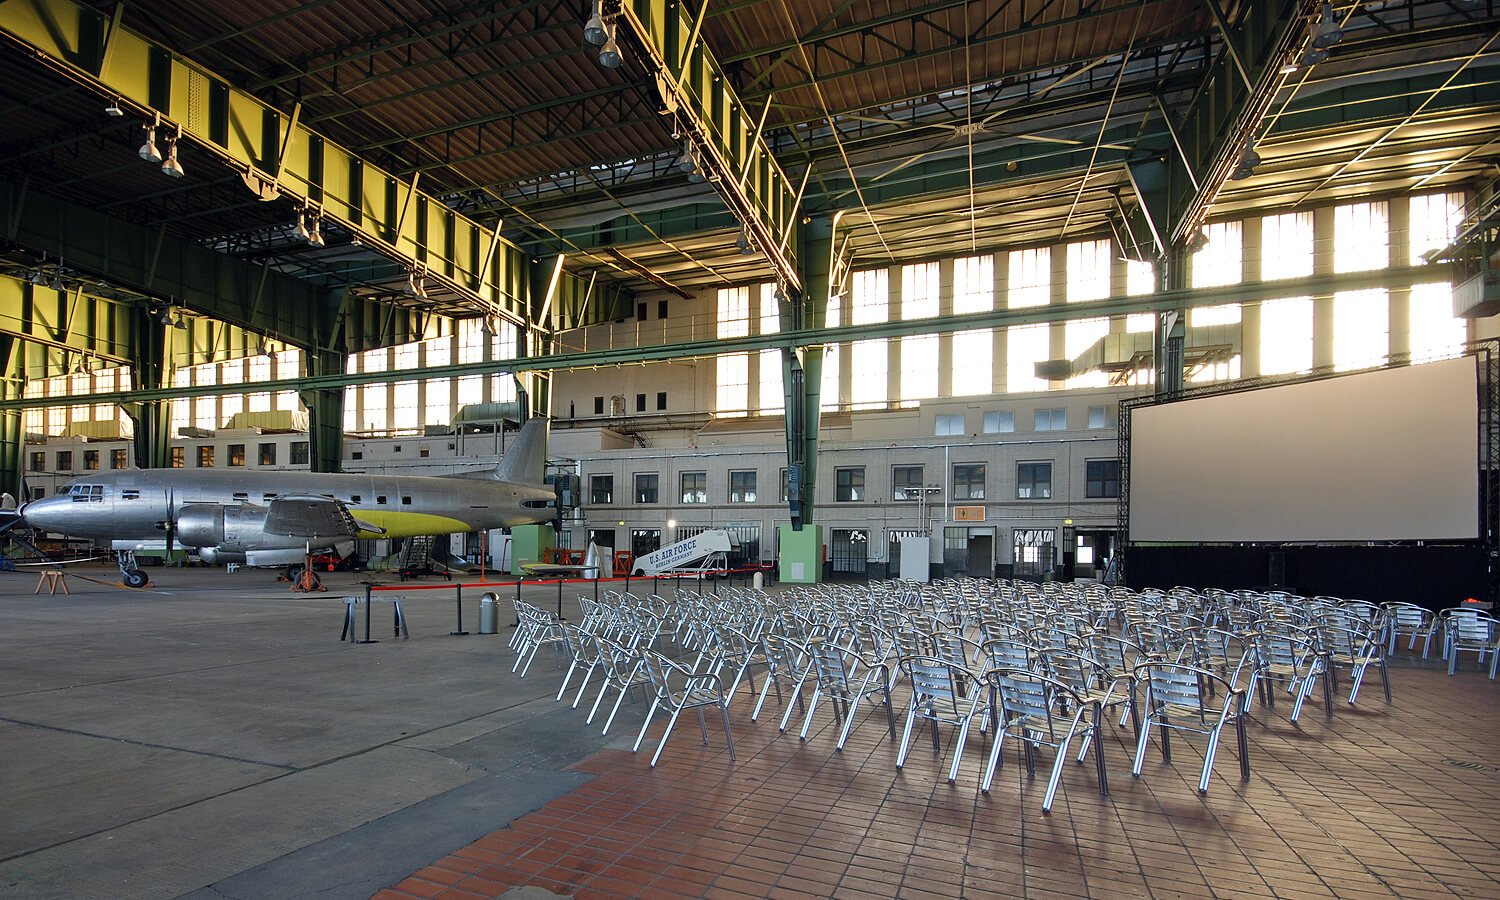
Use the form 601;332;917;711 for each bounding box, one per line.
358;584;378;644
514;579;523;627
452;583;469;636
556;578;564;621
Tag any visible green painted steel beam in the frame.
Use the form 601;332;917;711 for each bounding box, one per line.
616;0;802;294
1159;0;1304;245
1;262;1446;412
0;0;602;328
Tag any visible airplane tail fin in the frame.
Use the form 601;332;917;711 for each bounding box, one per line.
494;418;549;484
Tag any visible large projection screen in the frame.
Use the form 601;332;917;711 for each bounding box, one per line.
1130;356;1478;543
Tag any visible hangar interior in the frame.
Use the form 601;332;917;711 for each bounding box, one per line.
3;0;1500;596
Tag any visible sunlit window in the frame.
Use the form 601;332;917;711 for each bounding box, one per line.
851;269;889;325
1126;259;1155;332
901;262;939;319
1008;247;1050;309
425;338;451;427
1261;212;1314;280
900;334;938;402
716;352;748;417
1066;239;1111;303
1408;193;1466;362
393;341;418;431
1335;201;1389;273
1334;289;1389;371
820;343;840;412
490;320;518;404
717;286;751;339
850;339;887;409
951;330;992;396
1007;324;1050;393
759;284;783;414
953;255;993;314
1065;317;1110;388
274;347;300;411
1260;297;1313;375
1191;221;1242;325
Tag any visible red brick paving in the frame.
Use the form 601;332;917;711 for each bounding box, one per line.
376;660;1500;900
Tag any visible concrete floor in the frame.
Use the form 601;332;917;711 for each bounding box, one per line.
0;563;638;900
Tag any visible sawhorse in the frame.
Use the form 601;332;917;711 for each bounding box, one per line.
340;595;409;643
35;570;69;595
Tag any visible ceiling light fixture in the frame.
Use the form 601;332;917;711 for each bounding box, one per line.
172;310;187;330
298;209;325;248
737;225;756;255
1186;228;1210;254
583;0;608;46
598;21;623;69
160;126;185;178
104;99;124;117
48;272;65;291
1230;138;1261;180
1309;3;1344;50
677;138;705;183
138;114;162;164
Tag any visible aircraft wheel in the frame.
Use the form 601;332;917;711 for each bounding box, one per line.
123;569;148;589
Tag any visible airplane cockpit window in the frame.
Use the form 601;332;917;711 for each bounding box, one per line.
69;484;103;502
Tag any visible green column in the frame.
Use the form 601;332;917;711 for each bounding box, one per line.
782;214;834;533
0;337;22;496
301;347;346;474
123;308;171;469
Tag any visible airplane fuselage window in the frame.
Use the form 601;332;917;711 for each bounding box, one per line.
262;493;276;501
233;492;249;502
376;496;387;504
121;490;140;501
401;496;412;505
351;495;361;503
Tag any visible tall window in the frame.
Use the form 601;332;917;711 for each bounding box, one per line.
850;270;888;409
360;348;388;432
456;319;484;410
759;284;784;414
490;320;519;405
111;449;127;469
1188;221;1243;382
1007;247;1050;393
952;464;985;500
228;444;246;467
730;471;757;503
892;465;924;501
899;262;940;403
1409;193;1466;361
1334;201;1390;370
1125;259;1156;334
1260;212;1314;375
634;473;659;504
716;353;749;417
1086;460;1120;498
590;474;613;504
392;343;419;432
259;443;277;466
424;339;451;427
1065;239;1112;388
952;255;993;396
1017;462;1052;499
822;292;841;412
835;467;865;502
680;472;707;504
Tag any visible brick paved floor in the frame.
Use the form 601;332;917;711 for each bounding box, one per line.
376;656;1500;900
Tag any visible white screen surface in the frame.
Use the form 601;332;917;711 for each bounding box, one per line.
1129;356;1478;542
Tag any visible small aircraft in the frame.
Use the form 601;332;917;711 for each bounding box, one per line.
13;418;557;587
518;541;612;579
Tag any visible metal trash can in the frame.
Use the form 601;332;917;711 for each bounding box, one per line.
752;571;765;590
479;592;499;634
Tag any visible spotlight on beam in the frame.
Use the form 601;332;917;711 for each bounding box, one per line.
583;0;607;45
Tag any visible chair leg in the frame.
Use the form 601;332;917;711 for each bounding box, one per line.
720;703;736;761
895;703;920;769
633;696;663;752
836;694;865;750
1199;718;1223;794
649;704;687;767
1132;714;1153;778
1043;719;1081;811
948;716;976;784
981;727;1009;793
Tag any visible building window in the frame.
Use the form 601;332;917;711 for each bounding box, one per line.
730;470;757;503
1087;406;1112;429
352;451;363;460
638;302;648;320
635;473;659;504
636;393;646;412
681;472;707;504
111;449;127;469
228;444;246;467
56;451;72;471
835;467;865;502
594;396;604;415
29;451;44;472
197;446;215;467
657;391;667;410
1035;408;1067;430
590;474;614;505
1086;460;1120;498
290;441;309;465
84;450;99;470
984;411;1014;433
259;443;276;465
892;465;924;501
658;300;668;319
953;464;985;500
1018;462;1052;499
632;528;662;558
170;447;185;468
936;414;964;436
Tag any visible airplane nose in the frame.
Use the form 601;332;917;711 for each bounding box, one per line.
19;495;67;532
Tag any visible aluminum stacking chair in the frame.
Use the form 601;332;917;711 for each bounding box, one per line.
632;650;736;767
1441;608;1500;678
1044;648;1136;753
792;636;897;749
1380;602;1437;659
586;636;652;735
982;669;1108;811
699;624;767;705
1315;620;1391;703
514;607;568;676
1250;626;1332;721
894;656;987;783
555;624;604;705
1132;661;1248;794
752;632;812;727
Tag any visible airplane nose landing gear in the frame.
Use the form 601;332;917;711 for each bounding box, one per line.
115;550;149;589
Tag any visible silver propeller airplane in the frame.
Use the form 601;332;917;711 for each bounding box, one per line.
12;418;556;587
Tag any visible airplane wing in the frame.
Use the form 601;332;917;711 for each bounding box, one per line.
264;495;363;539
